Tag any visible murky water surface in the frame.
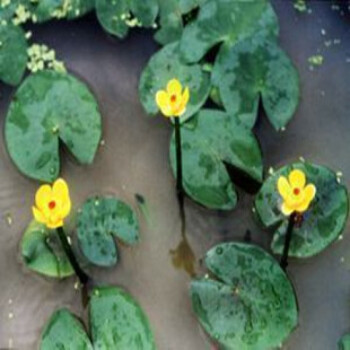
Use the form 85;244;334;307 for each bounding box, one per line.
1;1;350;349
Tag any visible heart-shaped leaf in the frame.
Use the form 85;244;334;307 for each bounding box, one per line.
96;0;158;39
0;23;28;86
212;35;300;130
40;287;156;350
254;162;349;258
139;42;211;124
339;335;350;350
77;197;139;267
179;0;279;63
90;287;156;350
21;220;74;278
5;70;102;182
170;109;263;210
191;242;298;350
40;309;93;350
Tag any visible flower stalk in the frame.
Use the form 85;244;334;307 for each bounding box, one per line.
280;212;297;270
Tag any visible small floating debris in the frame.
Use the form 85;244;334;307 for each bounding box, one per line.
294;0;307;12
5;213;12;226
308;55;324;67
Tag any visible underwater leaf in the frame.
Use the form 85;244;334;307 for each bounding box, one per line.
339;334;350;350
21;220;74;278
90;286;156;350
77;197;139;267
0;23;28;86
40;309;93;350
139;42;210;123
191;242;298;350
179;0;279;63
170;109;263;210
212;35;300;130
5;70;102;182
255;162;349;258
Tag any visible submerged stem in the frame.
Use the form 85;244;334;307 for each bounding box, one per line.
280;212;297;270
174;117;185;233
56;226;89;285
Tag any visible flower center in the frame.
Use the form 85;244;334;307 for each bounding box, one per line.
293;188;300;196
48;200;56;210
170;94;177;103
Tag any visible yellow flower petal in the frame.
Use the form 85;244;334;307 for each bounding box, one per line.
60;199;72;218
47;219;63;229
32;206;46;224
35;184;52;209
53;178;69;199
182;87;190;105
156;90;173;117
296;184;316;213
167;79;182;96
289;169;306;189
281;202;294;216
277;176;291;200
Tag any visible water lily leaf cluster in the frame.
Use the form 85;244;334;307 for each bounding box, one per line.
191;242;298;349
40;286;156;350
254;161;349;258
139;0;300;210
21;195;139;278
5;70;102;182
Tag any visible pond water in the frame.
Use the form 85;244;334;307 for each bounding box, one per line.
1;1;350;349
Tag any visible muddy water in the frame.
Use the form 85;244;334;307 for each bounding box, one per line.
1;1;350;349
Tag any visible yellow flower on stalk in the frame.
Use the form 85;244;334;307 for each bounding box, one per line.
32;178;71;229
277;169;316;216
155;78;190;117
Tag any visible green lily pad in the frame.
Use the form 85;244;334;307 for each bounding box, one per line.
0;23;28;86
179;0;279;63
191;242;298;350
90;287;156;350
139;42;210;123
96;0;158;39
339;335;350;350
254;162;349;258
170;109;263;210
212;35;300;130
21;220;74;278
40;309;93;350
77;197;139;267
5;70;102;182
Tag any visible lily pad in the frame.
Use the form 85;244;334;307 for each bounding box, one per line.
339;335;350;350
0;23;28;86
254;162;349;258
40;309;93;350
179;0;279;63
191;242;298;350
212;35;300;130
77;197;139;267
170;109;263;210
21;220;74;278
96;0;158;39
90;287;156;350
139;42;211;123
5;70;102;182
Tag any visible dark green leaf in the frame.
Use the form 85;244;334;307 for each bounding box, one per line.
21;221;74;278
77;197;139;267
90;287;156;350
255;162;349;258
5;70;102;182
129;0;158;27
40;309;93;350
139;42;210;124
170;109;263;210
0;23;28;85
339;335;350;350
191;242;298;350
179;0;279;63
212;35;299;130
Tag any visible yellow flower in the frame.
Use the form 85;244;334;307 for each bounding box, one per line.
155;78;190;117
277;169;316;216
32;178;71;229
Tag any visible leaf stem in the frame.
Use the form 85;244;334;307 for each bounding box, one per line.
280;212;297;271
56;226;89;285
174;117;186;233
